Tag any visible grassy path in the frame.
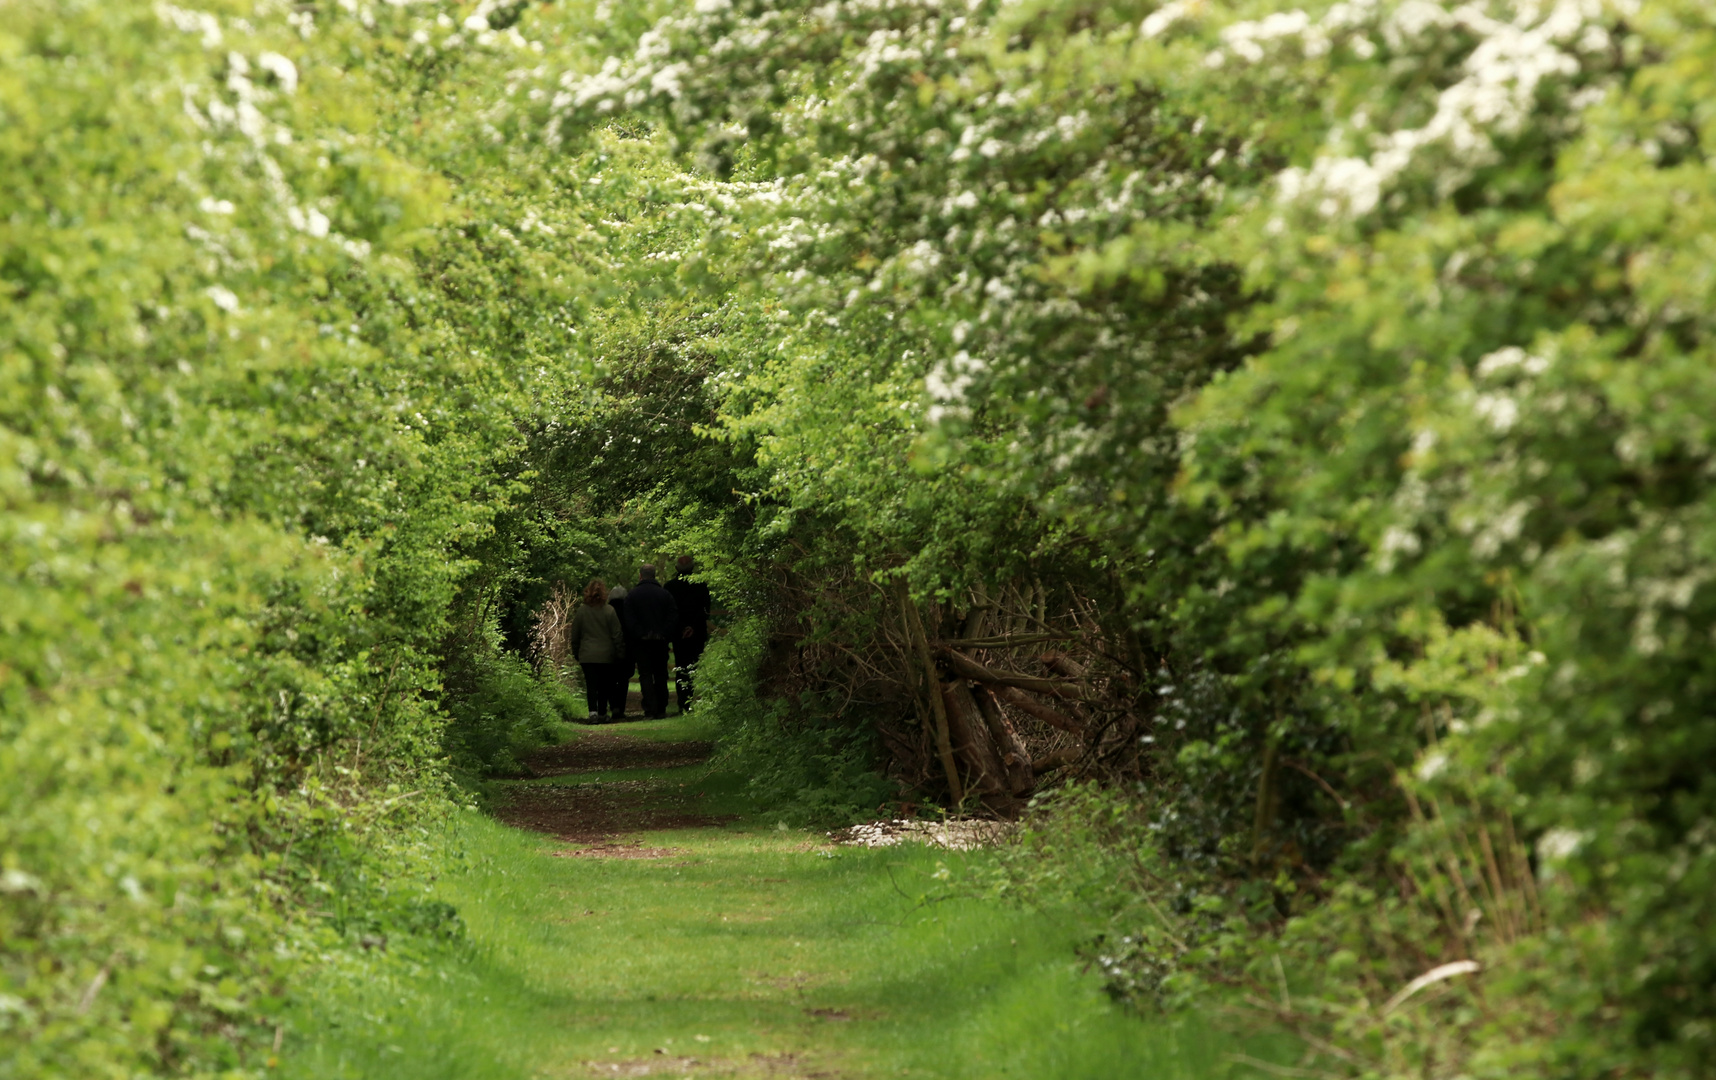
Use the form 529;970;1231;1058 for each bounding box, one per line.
280;719;1243;1078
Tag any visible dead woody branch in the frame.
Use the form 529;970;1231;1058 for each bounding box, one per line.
752;564;1159;816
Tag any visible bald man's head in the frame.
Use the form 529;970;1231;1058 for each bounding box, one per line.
639;563;657;581
676;555;695;574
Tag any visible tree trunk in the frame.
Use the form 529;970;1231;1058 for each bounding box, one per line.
1040;651;1086;680
942;680;1009;806
899;584;963;805
972;684;1034;794
936;648;1084;701
995;686;1086;737
1032;746;1083;773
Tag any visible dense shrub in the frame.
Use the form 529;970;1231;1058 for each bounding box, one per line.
0;0;627;1073
13;0;1715;1075
697;616;896;823
532;0;1716;1074
443;650;579;781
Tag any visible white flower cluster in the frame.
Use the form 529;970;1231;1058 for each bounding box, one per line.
1469;345;1550;433
1536;826;1584;862
160;6;373;261
1218;0;1634;218
925;349;987;422
1219;9;1324;63
1142;0;1203;40
397;2;543;59
852;27;927;79
552;3;752;123
286;205;331;238
548;0;955;135
550;0;1215;457
1473;344;1550;380
157;2;223;47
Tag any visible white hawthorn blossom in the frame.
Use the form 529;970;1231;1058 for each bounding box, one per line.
256;51;298;94
1257;1;1631;218
205;284;240;312
1142;0;1203;39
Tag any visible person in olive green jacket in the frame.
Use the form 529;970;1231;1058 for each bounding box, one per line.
567;578;626;722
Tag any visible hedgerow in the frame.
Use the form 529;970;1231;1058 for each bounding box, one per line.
0;0;634;1072
10;0;1714;1076
522;0;1716;1074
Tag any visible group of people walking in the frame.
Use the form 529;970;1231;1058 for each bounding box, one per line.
566;556;713;722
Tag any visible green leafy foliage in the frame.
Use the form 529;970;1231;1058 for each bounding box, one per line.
442;649;579;782
0;0;635;1073
12;0;1716;1075
535;0;1716;1074
696;616;896;823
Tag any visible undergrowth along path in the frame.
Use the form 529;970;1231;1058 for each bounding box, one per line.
280;719;1257;1079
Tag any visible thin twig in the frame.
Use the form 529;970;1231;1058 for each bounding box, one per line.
1282;758;1349;811
77;952;119;1016
1224;1054;1341;1080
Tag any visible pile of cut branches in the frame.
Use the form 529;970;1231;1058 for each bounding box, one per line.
760;569;1156;814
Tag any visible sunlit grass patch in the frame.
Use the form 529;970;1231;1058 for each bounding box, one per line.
564;714;721;743
281;802;1273;1078
523;763;715;787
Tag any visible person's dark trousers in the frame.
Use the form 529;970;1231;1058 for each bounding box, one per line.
633;640;672;719
608;654;634;719
673;637;707;713
578;662;611;722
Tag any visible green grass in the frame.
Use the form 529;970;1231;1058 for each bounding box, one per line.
571;713;720;742
280;732;1273;1078
529;762;716;787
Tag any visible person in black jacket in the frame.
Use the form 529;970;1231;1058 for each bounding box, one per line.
619;564;678;719
663;555;713;713
605;584;635;719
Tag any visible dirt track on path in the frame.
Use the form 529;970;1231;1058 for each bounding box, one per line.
494;730;735;845
523;729;716;777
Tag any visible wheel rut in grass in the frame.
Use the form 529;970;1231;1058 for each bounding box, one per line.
285;720;1232;1079
495;728;737;846
524;730;716;776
